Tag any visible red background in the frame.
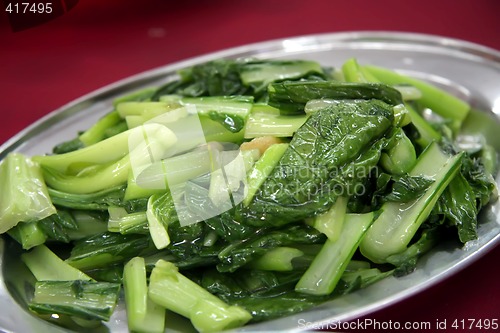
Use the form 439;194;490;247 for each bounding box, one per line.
1;0;499;332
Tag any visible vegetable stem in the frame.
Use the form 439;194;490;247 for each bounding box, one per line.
123;257;165;333
360;142;463;263
148;260;252;333
0;153;56;233
21;244;92;281
295;212;374;295
363;65;470;133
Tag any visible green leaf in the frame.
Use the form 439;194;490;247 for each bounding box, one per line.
267;81;402;115
37;209;78;243
217;224;324;273
246;99;393;226
383;175;435;203
433;172;478;243
65;232;155;270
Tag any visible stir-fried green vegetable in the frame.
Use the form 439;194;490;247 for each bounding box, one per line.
29;280;121;321
0;57;497;332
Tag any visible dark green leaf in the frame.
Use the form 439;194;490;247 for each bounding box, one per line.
461;155;496;210
84;265;124;283
38;209;78;243
216;224;324;273
207;111;246;133
52;137;84;154
433;172;478;243
246;100;393;226
384;175;434;203
66;232;155;270
152;59;251;99
268;81;403;115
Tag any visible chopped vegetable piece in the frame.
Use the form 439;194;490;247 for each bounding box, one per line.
360;142;463;263
29;280;121;321
0;153;56;233
22;244;92;281
363;65;470;133
148;260;252;333
268;81;402;115
123;257;165;333
296;212;374;295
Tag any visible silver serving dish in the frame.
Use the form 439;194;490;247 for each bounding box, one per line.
1;31;499;333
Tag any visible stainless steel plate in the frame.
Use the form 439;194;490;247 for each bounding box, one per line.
1;31;500;333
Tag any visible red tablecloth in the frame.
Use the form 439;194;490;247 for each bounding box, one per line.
1;1;499;332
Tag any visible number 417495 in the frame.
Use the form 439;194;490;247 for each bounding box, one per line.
452;319;499;330
5;2;53;14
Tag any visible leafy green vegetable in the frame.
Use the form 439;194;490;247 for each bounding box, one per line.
153;59;252;99
123;257;165;333
204;208;257;243
0;153;56;233
386;227;443;277
201;266;385;322
432;172;478;243
226;291;332;323
47;185;144;211
239;60;325;89
62;210;108;241
21;244;92;281
113;87;157;107
296;213;374;295
363;64;470;133
65;232;155;270
217;225;324;273
34;125;135;174
360;142;463;263
246;99;394;226
246;246;312;272
382;175;435;204
36;123;177;194
41;157;131;194
461;153;497;210
148;260;252;333
37;209;78;243
7;221;47;250
52;137;85;154
79;111;127;147
268;81;402;115
151;59;329;101
244;110;308;138
29;280;121;321
146;195;171;249
307;196;348;241
429;150;497;243
85;265;124;283
380;128;417;175
243;143;289;206
341;268;394;289
180;95;253;132
107;207;148;235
